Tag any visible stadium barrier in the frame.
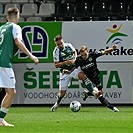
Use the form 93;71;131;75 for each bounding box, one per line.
0;21;132;105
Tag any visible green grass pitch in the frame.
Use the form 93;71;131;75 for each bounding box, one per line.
0;106;132;133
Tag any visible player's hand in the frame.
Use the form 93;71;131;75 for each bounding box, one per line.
30;55;39;65
65;59;75;65
113;44;118;50
62;69;71;74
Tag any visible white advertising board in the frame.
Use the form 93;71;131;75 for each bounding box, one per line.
11;21;133;105
62;21;133;62
13;63;132;104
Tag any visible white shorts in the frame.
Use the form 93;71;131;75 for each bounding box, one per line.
0;67;16;89
59;68;82;90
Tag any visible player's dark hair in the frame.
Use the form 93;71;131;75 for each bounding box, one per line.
54;35;62;42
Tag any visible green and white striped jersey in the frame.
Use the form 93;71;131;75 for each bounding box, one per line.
53;43;75;72
0;22;22;68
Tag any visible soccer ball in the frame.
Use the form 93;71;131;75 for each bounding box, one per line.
70;100;81;112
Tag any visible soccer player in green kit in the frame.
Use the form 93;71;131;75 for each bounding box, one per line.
0;8;39;126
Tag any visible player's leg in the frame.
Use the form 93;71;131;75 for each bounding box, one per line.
1;88;16;108
51;73;69;112
98;96;119;112
51;90;66;112
82;90;93;101
83;77;103;100
95;82;119;112
0;88;16;126
71;69;102;99
82;77;102;100
82;90;119;112
0;67;16;126
83;81;119;112
56;90;66;105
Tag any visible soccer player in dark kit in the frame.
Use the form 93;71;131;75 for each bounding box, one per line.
75;44;119;112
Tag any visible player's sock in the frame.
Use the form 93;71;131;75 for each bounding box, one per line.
0;107;9;120
87;91;93;96
83;78;99;97
83;78;94;93
98;96;114;110
56;93;63;105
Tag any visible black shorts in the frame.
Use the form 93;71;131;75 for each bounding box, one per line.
89;76;103;90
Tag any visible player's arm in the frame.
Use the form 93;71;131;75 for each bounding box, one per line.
13;24;39;64
54;61;67;68
54;59;74;68
53;44;76;68
53;50;67;68
102;44;118;55
54;51;76;68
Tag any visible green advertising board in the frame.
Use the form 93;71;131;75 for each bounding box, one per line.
0;22;62;63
